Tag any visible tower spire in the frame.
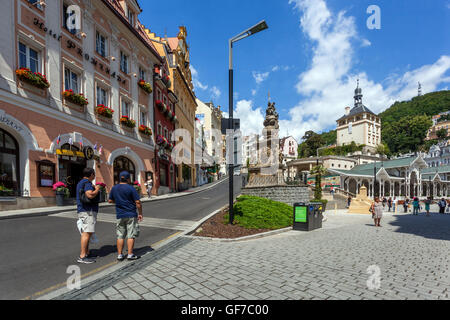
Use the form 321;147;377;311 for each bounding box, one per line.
354;79;363;107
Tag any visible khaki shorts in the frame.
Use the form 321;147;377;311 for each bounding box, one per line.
78;210;98;234
116;218;140;239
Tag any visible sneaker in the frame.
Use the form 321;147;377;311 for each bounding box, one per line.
117;254;125;261
127;254;140;261
77;256;96;264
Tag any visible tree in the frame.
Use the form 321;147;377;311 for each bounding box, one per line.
310;165;327;200
376;143;391;159
436;128;448;141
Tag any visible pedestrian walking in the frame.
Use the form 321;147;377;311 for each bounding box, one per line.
424;197;431;217
388;197;392;212
403;198;409;213
382;197;387;209
109;171;143;261
412;197;420;215
144;177;153;198
371;197;383;227
347;196;352;208
76;168;101;264
438;198;447;214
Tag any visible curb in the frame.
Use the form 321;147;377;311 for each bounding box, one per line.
0;178;228;221
184;227;293;242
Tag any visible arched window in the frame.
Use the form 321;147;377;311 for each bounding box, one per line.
0;129;20;196
113;156;136;185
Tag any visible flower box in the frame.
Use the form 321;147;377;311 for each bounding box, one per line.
156;135;168;147
120;116;136;128
138;125;153;136
162;75;171;88
63;90;88;107
95;104;114;118
138;80;152;94
16;68;50;89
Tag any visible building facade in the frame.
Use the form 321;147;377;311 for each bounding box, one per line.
427;111;450;144
0;0;162;209
146;33;178;195
279;136;298;164
336;82;381;154
329;156;450;199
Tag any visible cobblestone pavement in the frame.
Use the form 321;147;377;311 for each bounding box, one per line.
55;211;450;300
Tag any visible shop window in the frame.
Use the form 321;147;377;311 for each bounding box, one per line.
0;129;20;197
19;42;40;73
37;160;55;188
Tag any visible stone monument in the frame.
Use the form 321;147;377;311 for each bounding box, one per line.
348;186;372;214
242;100;310;206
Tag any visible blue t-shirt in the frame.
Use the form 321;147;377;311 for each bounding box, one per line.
76;179;99;213
109;184;141;219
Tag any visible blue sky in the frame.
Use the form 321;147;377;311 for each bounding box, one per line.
139;0;450;142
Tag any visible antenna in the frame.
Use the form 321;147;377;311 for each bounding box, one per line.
418;82;422;96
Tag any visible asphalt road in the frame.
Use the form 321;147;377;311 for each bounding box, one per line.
0;176;242;300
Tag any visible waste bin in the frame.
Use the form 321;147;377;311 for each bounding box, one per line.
293;202;324;231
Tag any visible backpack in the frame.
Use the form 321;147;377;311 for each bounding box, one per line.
79;180;100;205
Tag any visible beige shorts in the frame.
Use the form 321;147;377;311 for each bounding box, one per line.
78;210;98;234
116;218;140;239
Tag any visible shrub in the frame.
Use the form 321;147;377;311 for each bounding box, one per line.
224;195;293;230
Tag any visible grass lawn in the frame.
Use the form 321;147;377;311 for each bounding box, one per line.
224;195;293;230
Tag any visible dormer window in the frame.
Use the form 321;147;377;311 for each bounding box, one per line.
127;7;135;27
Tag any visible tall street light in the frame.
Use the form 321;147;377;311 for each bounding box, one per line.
228;20;268;225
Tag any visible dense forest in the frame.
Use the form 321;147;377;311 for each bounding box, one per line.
297;90;450;158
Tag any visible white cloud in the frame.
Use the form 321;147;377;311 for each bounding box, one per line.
361;39;371;47
272;66;280;72
252;71;270;84
234;100;265;137
274;0;450;143
251;89;257;96
190;65;208;91
210;86;222;100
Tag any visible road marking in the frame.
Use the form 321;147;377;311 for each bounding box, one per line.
22;231;182;300
50;212;197;231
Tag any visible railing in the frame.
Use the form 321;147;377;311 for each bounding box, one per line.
334;187;356;198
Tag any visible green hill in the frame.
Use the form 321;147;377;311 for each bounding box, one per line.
297;91;450;158
379;90;450;126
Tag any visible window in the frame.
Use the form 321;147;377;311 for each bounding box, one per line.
122;100;131;117
164;128;168;140
127;8;135;26
28;0;43;9
140;111;147;126
64;68;79;93
120;51;129;74
19;42;40;73
0;128;20;196
139;67;146;81
37;161;55;188
63;4;77;35
96;86;108;106
156;89;161;101
157;123;162;136
96;32;107;58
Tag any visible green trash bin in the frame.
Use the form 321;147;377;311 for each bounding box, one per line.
293;202;324;231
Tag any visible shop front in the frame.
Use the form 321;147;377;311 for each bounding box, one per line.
0;128;20;197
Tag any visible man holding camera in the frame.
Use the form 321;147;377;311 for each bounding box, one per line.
76;168;101;264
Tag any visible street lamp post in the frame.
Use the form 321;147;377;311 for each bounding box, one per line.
228;20;268;225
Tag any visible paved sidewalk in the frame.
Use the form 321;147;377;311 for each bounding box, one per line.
0;178;228;220
47;209;450;300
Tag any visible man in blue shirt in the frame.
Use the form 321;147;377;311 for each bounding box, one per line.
76;168;101;264
109;171;143;261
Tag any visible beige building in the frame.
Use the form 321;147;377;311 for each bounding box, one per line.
146;26;197;190
286;156;358;180
195;98;223;167
336;82;381;154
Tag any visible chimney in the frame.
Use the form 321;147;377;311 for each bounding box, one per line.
345;106;351;116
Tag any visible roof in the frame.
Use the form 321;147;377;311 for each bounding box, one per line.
337;105;376;121
167;38;179;51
